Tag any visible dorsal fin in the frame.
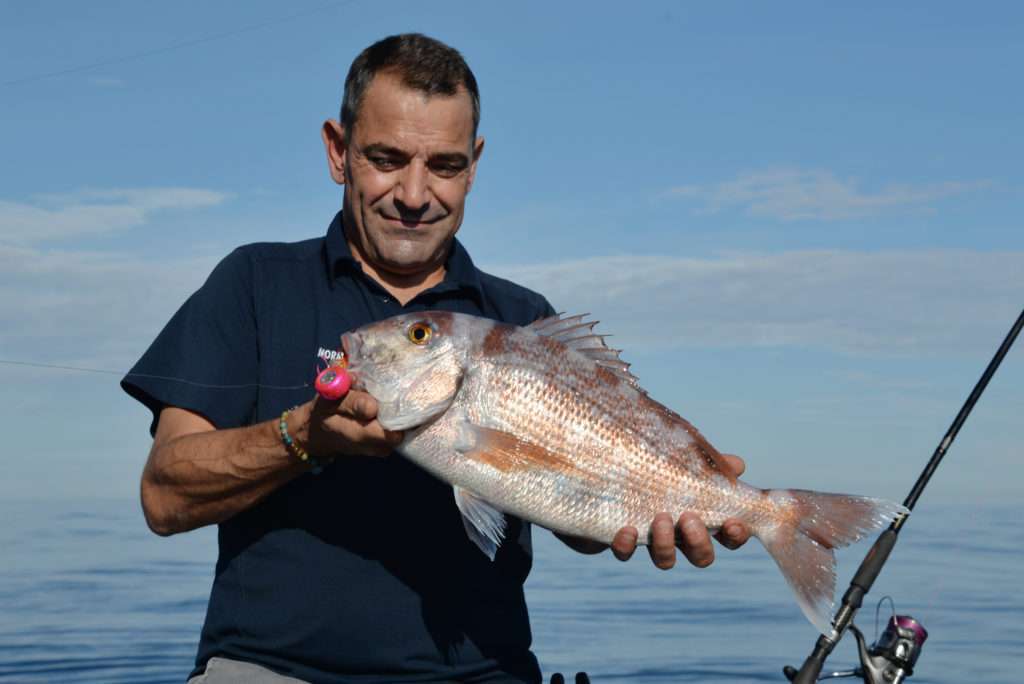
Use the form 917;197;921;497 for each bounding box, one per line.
530;312;591;335
529;313;643;390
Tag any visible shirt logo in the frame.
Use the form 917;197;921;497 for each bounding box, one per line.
317;346;343;363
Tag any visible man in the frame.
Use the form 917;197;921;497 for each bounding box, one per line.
124;34;750;684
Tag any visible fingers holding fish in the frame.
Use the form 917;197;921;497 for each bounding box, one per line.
335;390;380;423
676;512;716;569
643;512;718;570
605;512;748;565
714;518;751;550
305;391;404;458
610;526;639;561
720;453;746;477
648;512;682;569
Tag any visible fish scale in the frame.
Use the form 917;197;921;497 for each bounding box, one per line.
343;311;908;634
471;360;658;534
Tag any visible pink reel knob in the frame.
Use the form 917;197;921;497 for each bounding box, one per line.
315;365;351;401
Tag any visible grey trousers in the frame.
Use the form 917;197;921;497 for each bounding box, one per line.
187;656;309;683
187;655;538;683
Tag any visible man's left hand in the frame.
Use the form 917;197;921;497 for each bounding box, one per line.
556;454;752;569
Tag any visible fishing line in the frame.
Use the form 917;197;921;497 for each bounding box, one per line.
3;0;356;87
0;358;310;391
874;595;897;642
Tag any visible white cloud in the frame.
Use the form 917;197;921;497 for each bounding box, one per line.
0;243;220;368
0;187;228;244
0;187;232;368
495;249;1023;356
668;168;991;221
2;241;1019;379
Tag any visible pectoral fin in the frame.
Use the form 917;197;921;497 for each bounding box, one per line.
453;486;506;561
455;423;578;475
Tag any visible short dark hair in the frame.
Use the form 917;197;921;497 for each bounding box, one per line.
340;33;480;142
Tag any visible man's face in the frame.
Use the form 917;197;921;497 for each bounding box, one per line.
323;72;483;279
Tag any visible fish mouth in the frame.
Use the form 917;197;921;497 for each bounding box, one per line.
340;333;364;390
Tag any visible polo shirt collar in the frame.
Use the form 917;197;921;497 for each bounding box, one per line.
324;211;360;275
324;211;484;300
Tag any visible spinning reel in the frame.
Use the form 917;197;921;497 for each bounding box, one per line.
786;610;928;683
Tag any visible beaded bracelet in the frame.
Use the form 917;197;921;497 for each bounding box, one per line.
279;408;327;474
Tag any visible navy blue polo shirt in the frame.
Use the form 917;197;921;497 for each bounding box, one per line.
122;212;554;683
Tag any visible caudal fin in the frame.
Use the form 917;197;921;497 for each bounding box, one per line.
756;489;908;634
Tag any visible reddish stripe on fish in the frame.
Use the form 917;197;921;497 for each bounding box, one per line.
482;321;514;356
594;365;622;388
464;424;581;476
427;310;456;336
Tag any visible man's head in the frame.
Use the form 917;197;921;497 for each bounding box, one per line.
322;34;484;289
340;33;480;144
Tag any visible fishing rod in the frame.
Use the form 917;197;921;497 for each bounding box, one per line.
784;307;1024;684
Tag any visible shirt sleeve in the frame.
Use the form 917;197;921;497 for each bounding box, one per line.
121;247;259;435
536;296;556;320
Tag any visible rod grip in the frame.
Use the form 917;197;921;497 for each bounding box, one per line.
786;638;830;683
850;529;897;591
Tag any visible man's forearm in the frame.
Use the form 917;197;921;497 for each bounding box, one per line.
141;412;310;536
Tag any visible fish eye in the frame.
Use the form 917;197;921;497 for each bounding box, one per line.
407;322;432;345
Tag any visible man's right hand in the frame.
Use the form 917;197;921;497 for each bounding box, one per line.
300;390;405;458
141;391;403;536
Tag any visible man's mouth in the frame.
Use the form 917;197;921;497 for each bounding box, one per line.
381;214;441;227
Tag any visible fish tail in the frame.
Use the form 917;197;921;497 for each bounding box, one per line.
755;489;908;634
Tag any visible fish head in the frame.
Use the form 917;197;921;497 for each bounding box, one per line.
341;311;468;431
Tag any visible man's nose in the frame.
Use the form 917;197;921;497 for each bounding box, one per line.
393;161;430;214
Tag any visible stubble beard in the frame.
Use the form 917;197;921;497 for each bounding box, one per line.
344;190;458;281
363;220;455;278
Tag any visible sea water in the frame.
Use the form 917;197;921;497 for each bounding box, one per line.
0;499;1020;683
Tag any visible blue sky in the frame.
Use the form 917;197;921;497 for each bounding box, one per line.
1;1;1021;507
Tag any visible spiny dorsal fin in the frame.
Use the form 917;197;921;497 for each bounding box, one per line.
529;313;643;389
530;312;590;334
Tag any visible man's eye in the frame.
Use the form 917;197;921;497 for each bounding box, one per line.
430;164;465;178
370;157;401;170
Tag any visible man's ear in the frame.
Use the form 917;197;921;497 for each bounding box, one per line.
321;120;348;185
466;135;485;193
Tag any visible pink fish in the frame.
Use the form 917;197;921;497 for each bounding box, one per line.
341;311;907;632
